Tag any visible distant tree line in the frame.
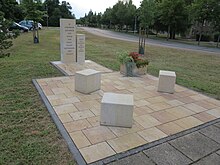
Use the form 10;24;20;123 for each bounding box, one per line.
1;0;75;26
0;0;75;57
77;0;220;46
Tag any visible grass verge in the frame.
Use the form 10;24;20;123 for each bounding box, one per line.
0;29;75;165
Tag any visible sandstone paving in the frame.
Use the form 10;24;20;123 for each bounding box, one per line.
36;70;220;164
51;60;113;76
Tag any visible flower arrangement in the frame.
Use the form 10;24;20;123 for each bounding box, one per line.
117;51;149;76
129;52;149;68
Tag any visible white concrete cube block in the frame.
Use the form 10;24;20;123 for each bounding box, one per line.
158;70;176;93
100;93;134;128
75;69;101;94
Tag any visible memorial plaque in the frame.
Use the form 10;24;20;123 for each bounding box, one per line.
60;19;76;63
76;34;85;64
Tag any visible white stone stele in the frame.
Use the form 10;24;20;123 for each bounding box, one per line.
100;93;134;128
76;34;85;64
60;19;76;63
158;70;176;94
75;69;101;94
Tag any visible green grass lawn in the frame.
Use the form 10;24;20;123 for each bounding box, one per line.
82;29;220;99
0;29;75;165
0;28;220;165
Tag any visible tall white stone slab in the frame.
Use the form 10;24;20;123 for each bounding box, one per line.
60;19;76;63
76;34;85;64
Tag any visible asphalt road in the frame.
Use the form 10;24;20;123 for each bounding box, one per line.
81;27;220;55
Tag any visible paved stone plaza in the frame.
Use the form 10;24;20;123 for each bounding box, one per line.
34;61;220;164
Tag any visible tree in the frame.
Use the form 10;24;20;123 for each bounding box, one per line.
42;0;74;26
0;0;21;58
86;10;98;27
0;12;18;58
0;0;24;22
158;0;189;40
124;0;136;31
191;0;216;45
59;1;75;19
50;7;62;26
96;12;102;28
139;0;156;37
21;0;44;43
112;1;126;30
101;8;113;28
211;0;220;47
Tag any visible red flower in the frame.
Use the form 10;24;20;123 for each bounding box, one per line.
129;52;141;62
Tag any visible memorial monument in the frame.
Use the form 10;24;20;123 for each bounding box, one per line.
60;19;85;64
60;19;76;63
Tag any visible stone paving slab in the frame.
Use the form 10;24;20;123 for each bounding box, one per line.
215;122;220;128
199;125;220;143
108;152;155;165
143;143;192;165
192;153;220;165
169;132;220;161
34;69;220;164
51;60;113;76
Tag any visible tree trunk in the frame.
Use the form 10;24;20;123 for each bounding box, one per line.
33;29;35;43
172;30;176;39
198;32;202;46
198;21;204;46
37;28;39;42
169;30;172;39
146;27;149;38
167;25;170;41
138;27;141;52
217;35;220;48
33;22;39;44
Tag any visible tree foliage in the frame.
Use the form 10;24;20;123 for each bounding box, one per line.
211;0;220;47
0;0;24;22
0;12;18;58
42;0;75;27
157;0;189;39
139;0;155;29
191;0;218;45
0;0;21;58
78;0;220;44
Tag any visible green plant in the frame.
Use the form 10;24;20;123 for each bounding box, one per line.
0;12;19;58
136;59;149;68
117;51;149;68
117;51;133;64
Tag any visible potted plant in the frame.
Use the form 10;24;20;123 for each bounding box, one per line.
117;51;149;76
117;51;134;75
129;52;149;75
